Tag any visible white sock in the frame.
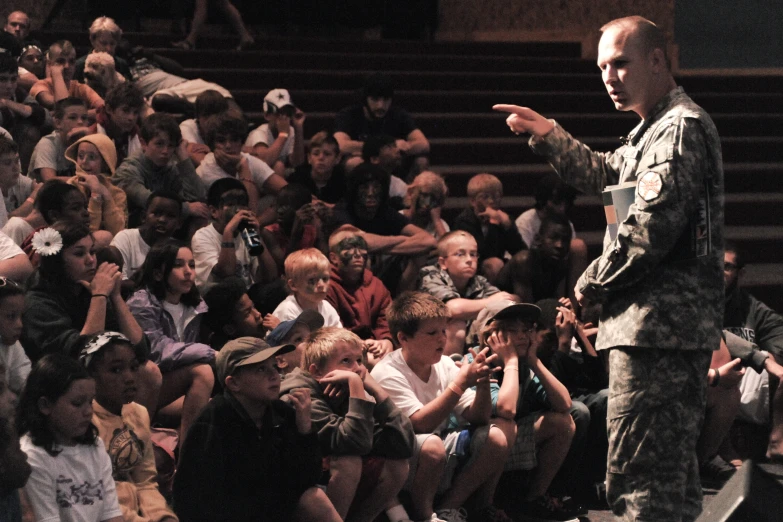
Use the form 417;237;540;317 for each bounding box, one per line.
385;504;410;522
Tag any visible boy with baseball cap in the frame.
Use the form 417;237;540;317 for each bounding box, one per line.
173;336;341;521
267;308;324;376
246;88;305;176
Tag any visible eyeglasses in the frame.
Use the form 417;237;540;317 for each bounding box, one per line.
0;277;20;289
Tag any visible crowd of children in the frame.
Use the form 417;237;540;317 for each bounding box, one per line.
0;10;780;522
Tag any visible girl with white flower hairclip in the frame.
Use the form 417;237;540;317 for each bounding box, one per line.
22;221;162;415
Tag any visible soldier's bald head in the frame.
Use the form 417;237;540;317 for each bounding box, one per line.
600;16;670;71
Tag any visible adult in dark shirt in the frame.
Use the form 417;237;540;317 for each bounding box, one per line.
331;163;434;293
334;73;429;178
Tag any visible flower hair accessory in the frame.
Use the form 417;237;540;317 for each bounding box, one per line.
79;331;131;368
31;228;63;256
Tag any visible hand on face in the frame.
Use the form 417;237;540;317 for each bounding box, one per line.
486;331;518;366
214;148;242;174
79;261;120;296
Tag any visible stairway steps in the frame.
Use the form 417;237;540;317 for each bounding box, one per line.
234;90;783;115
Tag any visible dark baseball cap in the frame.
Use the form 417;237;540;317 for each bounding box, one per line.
266;309;324;346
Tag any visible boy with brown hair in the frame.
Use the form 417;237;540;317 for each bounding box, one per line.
371;291;516;522
280;327;414;522
287;131;346;204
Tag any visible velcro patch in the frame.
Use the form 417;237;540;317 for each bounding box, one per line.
637;171;663;201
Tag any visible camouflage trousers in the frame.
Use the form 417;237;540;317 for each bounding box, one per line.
606;347;711;522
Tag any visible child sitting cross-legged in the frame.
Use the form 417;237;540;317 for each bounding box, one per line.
272;248;342;327
371;291;517;522
173;337;342;522
280;327;414;522
79;331;178;522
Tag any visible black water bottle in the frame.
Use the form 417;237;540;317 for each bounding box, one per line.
239;221;264;256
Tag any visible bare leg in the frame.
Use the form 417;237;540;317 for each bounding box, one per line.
409;436;446;521
176;0;207;48
157;363;214;445
767;376;783;460
444;319;467;358
327;455;362;520
697;385;741;462
347;459;409;522
293;486;342;522
525;411;575;500
438;422;511;510
136;360;163;416
215;0;254;45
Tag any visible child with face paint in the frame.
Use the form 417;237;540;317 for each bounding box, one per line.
261;183;328;273
272;248;343;328
325;229;394;367
80;331;178;522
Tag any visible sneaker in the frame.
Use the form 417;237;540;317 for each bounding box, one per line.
472;505;516;521
554;496;587;518
700;455;736;489
425;514;446;522
436;508;469;522
515;495;579;522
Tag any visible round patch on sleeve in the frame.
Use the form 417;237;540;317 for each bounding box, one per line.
637;171;663;201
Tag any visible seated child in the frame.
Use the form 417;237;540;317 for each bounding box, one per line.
361;135;409;203
266;309;324;377
191;178;277;291
469;300;577;521
30;41;104;113
17;354;124;522
0;361;32;522
128;240;215;443
515;173;578;248
27;97;89;181
246;88;305;177
65;133;127;235
179;90;228;166
73;16;132;83
513;214;574;303
326;229;394;365
400;170;450;239
196;112;287;223
287;131;346;205
280;327;413;521
0;231;32;283
82;52;126;100
261;182;328;272
0;277;30;395
79;331;178;522
371;291;515;522
272;248;342;327
0;136;21;230
202;277;280;350
419;230;518;356
112;112;208;227
111;191;182;280
90;82;144;165
173;337;341;522
0;52;47;170
453;173;527;289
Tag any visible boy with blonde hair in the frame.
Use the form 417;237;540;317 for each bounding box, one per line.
453;173;527;289
74;16;132;83
273;248;342;326
371;291;516;522
281;327;414;522
419;230;519;356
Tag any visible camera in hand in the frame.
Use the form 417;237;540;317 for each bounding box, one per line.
239;220;264;256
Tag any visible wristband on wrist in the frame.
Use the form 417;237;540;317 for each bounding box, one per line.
25;197;34;205
278;132;289;139
503;365;519;373
710;369;721;387
447;382;465;397
221;241;235;249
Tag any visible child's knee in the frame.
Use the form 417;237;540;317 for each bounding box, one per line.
485;424;511;455
419;435;447;466
329;454;363;483
553;411;576;441
141;360;163;390
190;363;215;386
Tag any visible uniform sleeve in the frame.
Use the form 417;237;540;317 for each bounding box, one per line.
530;121;624;195
576;118;708;302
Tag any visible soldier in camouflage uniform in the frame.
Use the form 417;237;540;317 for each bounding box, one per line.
495;15;724;521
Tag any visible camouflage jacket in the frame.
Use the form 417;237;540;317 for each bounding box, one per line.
530;87;724;352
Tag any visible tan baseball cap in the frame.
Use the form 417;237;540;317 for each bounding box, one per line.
216;336;294;384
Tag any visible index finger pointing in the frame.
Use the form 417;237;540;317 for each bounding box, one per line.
493;104;527;114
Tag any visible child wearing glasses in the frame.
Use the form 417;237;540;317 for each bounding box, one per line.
419;231;518;356
326;229;394;367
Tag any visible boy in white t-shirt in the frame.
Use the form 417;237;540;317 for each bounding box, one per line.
110;190;182;279
273;247;342;327
371;291;516;522
246;88;305;177
192;178;277;292
179;89;229;167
